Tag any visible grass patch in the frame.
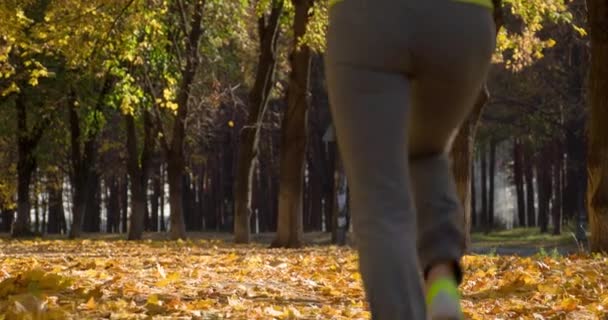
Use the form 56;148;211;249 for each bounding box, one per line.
472;228;576;248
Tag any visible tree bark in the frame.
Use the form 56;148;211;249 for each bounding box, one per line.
125;112;153;240
272;0;314;248
514;138;526;227
586;0;608;252
524;140;536;227
234;0;284;243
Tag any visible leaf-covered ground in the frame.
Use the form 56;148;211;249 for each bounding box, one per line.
0;239;607;319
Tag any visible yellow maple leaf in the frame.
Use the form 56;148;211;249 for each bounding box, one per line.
85;296;96;310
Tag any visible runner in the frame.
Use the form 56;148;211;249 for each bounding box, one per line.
325;0;496;318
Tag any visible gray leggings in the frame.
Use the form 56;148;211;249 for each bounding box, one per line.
325;0;495;319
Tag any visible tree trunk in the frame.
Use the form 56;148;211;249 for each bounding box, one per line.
150;158;161;232
34;173;40;234
480;142;489;232
182;173;195;231
121;176;128;233
552;141;563;235
13;93;42;238
69;96;98;239
514;138;526;227
159;164;166;232
450;0;502;249
69;76;111;238
524;140;536;227
167;156;187;239
198;166;205;230
47;173;64;234
126;113;147;240
84;171;101;232
162;0;205;240
586;0;608;252
272;0;314;248
452;89;489;245
324;142;336;232
471;158;477;228
234;0;284;243
488;139;496;230
309;156;323;231
332;153;348;245
106;176;120;233
537;147;552;233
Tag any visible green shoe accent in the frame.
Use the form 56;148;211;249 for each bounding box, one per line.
426;277;461;307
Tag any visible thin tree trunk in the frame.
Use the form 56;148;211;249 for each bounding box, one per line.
47;173;64;234
524;140;536;227
514;138;526;227
106;176;120;233
452;89;490;245
13;92;43;238
272;0;314;248
2;210;14;232
309;156;323;231
160;164;166;232
488;139;496;230
161;0;206;240
84;171;101;232
586;0;608;252
537;147;552;233
332;153;348;245
552;140;563;235
121;176;128;233
324;141;336;232
34;173;40;234
69;76;111;238
167;157;187;239
480;142;488;232
234;0;284;243
150;158;161;232
126;113;147;240
471;158;477;228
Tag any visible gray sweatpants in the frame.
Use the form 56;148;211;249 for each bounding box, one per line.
325;0;495;319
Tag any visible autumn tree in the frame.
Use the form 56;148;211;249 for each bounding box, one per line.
234;0;285;244
272;0;319;248
586;0;608;251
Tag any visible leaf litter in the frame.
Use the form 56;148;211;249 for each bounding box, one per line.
0;239;606;319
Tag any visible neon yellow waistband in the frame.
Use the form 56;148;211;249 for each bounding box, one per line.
330;0;494;10
454;0;494;9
